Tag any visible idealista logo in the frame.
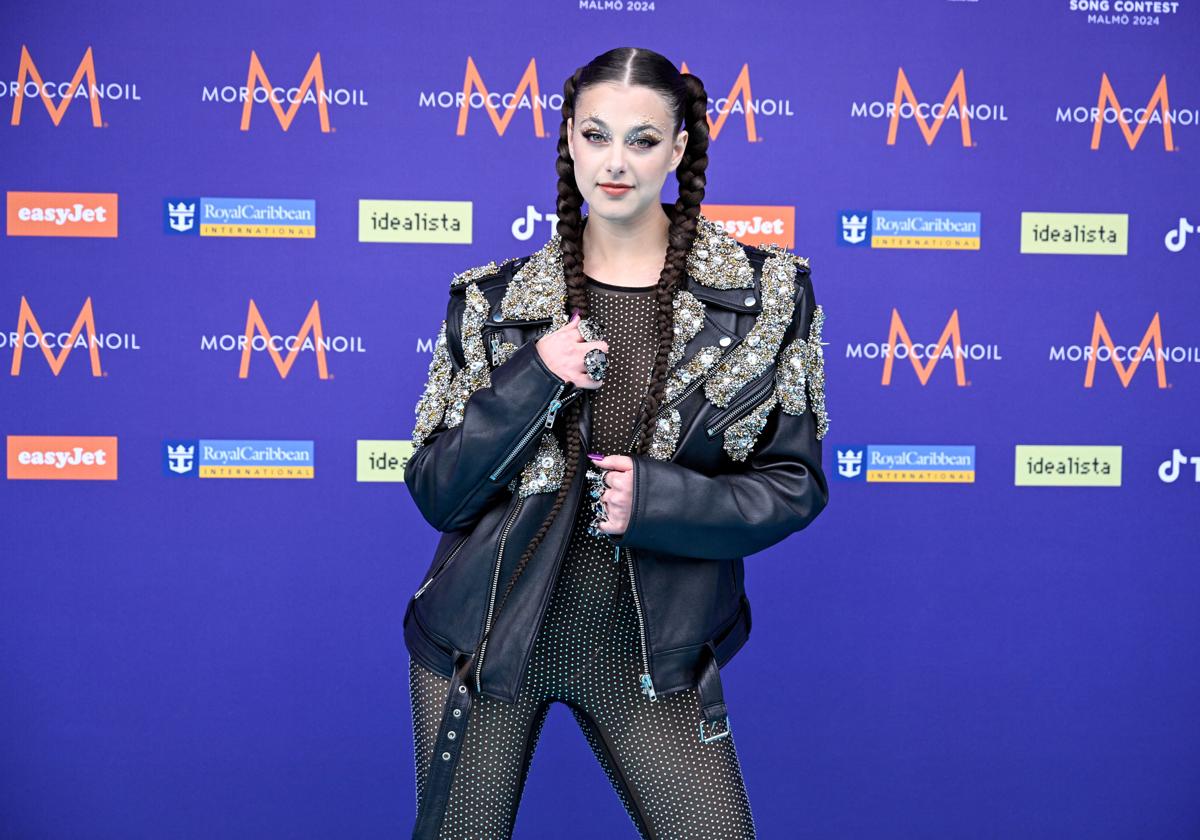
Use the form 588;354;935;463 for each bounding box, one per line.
7;435;117;480
839;210;980;250
1014;445;1121;487
6;45;140;127
423;57;790;141
834;444;975;483
201;51;367;132
6;296;139;377
1165;216;1193;252
846;309;1002;386
356;440;412;482
1019;212;1127;255
163;439;314;479
200;300;365;379
1049;311;1200;388
701;204;795;248
358;200;472;244
1158;448;1200;483
1056;73;1193;151
7;191;117;237
164;197;315;238
851;67;1007;146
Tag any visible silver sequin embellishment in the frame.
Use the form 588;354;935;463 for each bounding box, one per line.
703;251;797;408
444;282;492;429
669;291;706;367
492;340;518;367
450;256;517;289
411;318;453;450
509;431;567;497
500;235;570;330
722;391;780;462
686;218;755;289
776;304;829;440
647;409;682;461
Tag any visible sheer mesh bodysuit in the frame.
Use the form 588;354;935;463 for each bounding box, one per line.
409;277;756;839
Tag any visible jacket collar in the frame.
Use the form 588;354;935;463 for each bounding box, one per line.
498;213;763;325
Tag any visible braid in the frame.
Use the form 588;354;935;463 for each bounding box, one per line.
474;60;710;671
631;72;709;454
476;68;588;656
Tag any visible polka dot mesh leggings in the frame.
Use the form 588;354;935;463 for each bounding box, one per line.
408;279;756;839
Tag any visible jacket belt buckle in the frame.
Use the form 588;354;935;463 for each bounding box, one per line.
699;715;731;744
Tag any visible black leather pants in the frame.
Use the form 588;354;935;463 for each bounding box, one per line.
408;512;756;839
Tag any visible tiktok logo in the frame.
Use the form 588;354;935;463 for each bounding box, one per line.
1164;217;1194;253
512;205;559;241
1157;448;1200;483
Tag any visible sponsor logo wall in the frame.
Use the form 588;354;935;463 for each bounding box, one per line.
2;4;1196;839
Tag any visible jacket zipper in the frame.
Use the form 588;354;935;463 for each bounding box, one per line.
487;384;581;482
475;494;524;693
413;533;469;599
705;373;775;438
622;545;657;701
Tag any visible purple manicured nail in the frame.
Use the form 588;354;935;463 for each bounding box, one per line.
587;452;602;460
571;308;582;319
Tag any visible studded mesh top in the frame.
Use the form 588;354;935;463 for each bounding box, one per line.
528;274;660;688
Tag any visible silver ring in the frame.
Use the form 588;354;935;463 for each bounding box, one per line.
577;317;604;343
584;348;608;382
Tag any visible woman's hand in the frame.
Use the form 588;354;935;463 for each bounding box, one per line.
587;454;633;534
536;311;609;389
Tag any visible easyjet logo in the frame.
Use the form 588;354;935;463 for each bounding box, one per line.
1055;74;1197;151
6;296;139;377
430;58;791;141
844;309;1003;386
7;435;118;480
7;45;140;127
7;191;118;237
200;51;368;132
850;68;1008;146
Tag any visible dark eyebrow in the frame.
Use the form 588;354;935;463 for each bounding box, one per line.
579;116;664;134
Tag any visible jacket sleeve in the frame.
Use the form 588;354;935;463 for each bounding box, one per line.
609;267;829;560
403;287;573;533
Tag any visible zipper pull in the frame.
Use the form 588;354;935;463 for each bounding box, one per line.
640;672;658;701
489;333;502;366
613;545;621;564
544;398;563;428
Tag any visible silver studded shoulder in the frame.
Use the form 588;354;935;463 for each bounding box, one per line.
776;303;829;440
411;318;454;451
444;282;493;429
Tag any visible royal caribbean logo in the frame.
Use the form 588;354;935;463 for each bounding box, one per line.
163;439;314;479
201;51;367;132
851;67;1007;146
6;45;141;127
1056;73;1194;151
846;308;1002;386
838;210;980;250
1049;311;1200;388
164;197;315;238
834;444;976;483
1014;445;1121;487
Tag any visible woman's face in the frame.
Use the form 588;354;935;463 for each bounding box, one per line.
567;81;688;224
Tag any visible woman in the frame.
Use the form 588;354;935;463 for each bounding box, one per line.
403;46;830;839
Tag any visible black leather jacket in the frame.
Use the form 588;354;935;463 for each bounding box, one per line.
402;216;830;716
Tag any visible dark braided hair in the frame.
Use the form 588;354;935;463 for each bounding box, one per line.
478;48;710;665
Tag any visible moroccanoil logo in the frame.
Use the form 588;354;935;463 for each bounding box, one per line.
1055;73;1195;151
1019;211;1127;255
6;45;140;127
7;191;117;237
200;300;366;379
1049;312;1200;388
201;51;368;132
423;58;790;142
700;204;794;248
5;296;139;377
846;309;1002;386
7;435;118;480
1014;445;1121;487
851;68;1007;146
